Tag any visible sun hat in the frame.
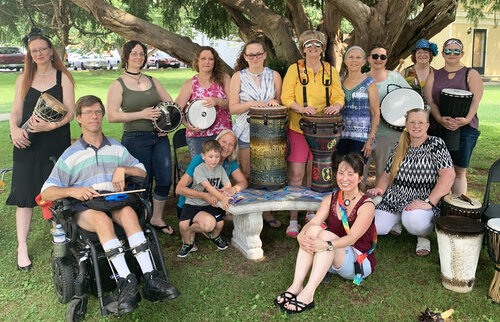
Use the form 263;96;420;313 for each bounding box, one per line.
413;39;438;56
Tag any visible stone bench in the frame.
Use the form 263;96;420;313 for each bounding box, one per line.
227;186;331;260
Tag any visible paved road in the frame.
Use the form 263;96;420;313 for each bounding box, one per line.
0;113;9;122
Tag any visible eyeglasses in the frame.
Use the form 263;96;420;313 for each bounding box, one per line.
371;54;387;60
244;52;265;59
407;121;427;126
304;42;322;48
30;47;50;55
443;48;462;56
130;52;146;57
81;110;103;116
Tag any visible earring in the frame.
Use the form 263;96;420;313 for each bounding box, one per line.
50;55;54;61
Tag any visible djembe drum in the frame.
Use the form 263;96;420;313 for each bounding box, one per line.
486;218;500;303
299;114;343;193
21;93;68;139
248;106;287;190
440;194;482;220
439;88;473;151
435;216;484;293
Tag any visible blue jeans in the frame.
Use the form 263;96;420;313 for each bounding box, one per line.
186;135;217;158
121;131;172;200
328;246;372;280
336;138;369;163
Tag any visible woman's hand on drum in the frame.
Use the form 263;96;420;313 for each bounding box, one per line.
324;103;342;115
27;115;55;133
141;107;162;121
303;106;318;115
453;117;469;128
69;187;99;201
405;199;432;211
266;99;280;107
440;116;458;131
251;101;268;108
183;120;202;133
367;187;384;196
11;127;31;149
202;97;217;108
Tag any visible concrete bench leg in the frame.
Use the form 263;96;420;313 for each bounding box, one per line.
231;212;264;260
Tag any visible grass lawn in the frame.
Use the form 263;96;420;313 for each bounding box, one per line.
0;70;499;321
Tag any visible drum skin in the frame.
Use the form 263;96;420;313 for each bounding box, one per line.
299;114;343;193
380;88;424;131
249;106;287;190
435;216;484;293
440;194;482;220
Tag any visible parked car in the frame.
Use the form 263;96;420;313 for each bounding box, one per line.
0;46;25;71
67;53;83;70
102;49;121;70
146;51;180;69
69;54;107;70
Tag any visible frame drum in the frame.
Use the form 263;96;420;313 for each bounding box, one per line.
152;101;182;133
185;99;216;130
440;194;482;220
486;218;500;303
380;87;424;131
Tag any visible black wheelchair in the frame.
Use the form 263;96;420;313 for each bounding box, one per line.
48;177;178;321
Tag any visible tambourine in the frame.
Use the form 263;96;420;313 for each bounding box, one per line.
152;101;182;133
185;99;216;130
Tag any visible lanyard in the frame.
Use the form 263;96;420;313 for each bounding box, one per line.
337;192;377;285
296;59;332;107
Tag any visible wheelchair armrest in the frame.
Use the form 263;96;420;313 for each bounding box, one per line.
141;198;153;223
125;176;147;189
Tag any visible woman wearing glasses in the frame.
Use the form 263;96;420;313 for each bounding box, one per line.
228;40;282;228
107;40;176;235
281;30;344;237
425;38;483;195
366;43;411;182
368;109;454;256
8;28;75;271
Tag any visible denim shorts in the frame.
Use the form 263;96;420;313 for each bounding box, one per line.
336;139;368;163
186;135;217;158
328;246;372;280
449;124;480;168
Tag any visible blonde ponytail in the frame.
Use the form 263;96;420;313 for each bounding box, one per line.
389;129;410;185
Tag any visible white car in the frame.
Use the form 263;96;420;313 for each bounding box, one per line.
102;50;121;70
80;54;107;70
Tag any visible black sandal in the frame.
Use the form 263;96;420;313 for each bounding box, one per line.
283;298;315;314
150;224;174;236
273;291;296;308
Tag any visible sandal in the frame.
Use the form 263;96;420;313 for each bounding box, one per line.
283;298;315;314
390;222;402;236
264;218;282;229
273;291;296;308
416;236;431;256
286;223;301;238
151;224;174;236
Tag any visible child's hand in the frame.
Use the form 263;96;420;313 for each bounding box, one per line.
221;196;231;210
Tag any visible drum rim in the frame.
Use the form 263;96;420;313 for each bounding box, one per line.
487;218;500;233
435;215;484;235
186;99;216;130
442;194;482;209
440;88;473;96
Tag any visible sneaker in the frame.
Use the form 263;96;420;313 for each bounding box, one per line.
177;243;198;258
116;274;141;316
142;270;180;302
210;235;229;250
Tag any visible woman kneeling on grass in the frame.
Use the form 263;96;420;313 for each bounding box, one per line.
274;153;376;314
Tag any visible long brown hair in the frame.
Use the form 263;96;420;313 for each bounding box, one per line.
22;35;74;99
192;46;225;86
389;108;428;184
234;40;266;72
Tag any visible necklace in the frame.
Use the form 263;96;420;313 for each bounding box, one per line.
342;191;358;207
37;68;55;77
125;72;142;84
247;69;264;77
125;70;141;75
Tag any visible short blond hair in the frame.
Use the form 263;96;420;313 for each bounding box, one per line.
216;129;239;162
298;30;327;56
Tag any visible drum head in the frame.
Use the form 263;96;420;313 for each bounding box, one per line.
441;88;473;97
186;99;216;130
380;88;424;130
435;216;483;235
153;102;182;133
249;105;287;117
34;93;68;122
443;194;482;210
487;218;500;231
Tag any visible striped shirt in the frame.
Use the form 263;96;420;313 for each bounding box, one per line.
341;77;374;142
41;136;145;193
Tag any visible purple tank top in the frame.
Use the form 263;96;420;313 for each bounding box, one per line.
431;67;478;129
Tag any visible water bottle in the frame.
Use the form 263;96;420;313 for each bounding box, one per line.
52;224;67;257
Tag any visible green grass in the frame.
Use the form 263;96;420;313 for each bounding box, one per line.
0;71;499;321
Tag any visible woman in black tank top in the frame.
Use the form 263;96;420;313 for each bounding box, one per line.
7;28;75;271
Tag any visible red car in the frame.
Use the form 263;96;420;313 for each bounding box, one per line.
0;47;25;71
146;51;180;69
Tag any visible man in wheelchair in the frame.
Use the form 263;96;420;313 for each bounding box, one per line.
41;95;179;316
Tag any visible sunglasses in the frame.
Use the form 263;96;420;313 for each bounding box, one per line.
304;42;322;48
371;54;387;60
444;48;462;56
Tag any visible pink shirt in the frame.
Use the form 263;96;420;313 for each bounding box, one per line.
186;75;232;137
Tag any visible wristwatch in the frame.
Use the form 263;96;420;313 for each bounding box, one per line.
326;241;334;251
424;198;436;208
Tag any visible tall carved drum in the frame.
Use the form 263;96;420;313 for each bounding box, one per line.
486;218;500;303
248;106;287;190
299;114;343;193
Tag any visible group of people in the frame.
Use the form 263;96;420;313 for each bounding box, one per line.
8;27;483;314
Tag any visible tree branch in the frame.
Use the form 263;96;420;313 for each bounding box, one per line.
285;0;312;38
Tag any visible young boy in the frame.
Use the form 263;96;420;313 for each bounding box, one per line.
177;140;233;257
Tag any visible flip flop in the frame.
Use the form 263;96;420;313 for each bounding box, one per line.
151;224;174;236
273;291;296;308
283;298;315;314
264;218;282;229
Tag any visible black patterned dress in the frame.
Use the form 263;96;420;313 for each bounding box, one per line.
376;136;453;215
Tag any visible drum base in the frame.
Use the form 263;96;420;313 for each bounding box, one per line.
441;274;475;293
249;182;286;191
488;267;500;303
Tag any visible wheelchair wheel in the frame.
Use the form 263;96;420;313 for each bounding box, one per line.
51;254;76;304
66;297;87;322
